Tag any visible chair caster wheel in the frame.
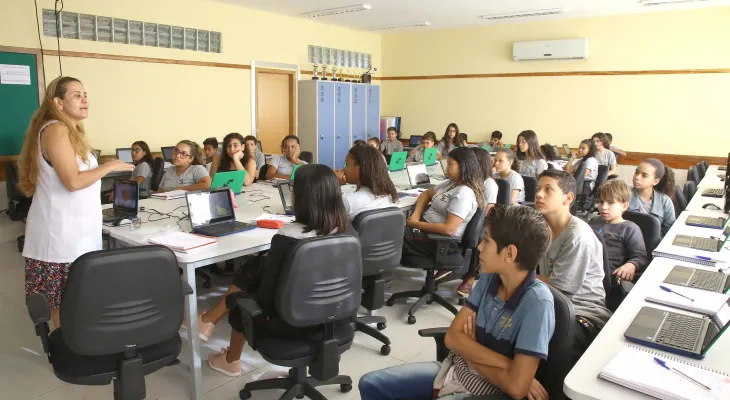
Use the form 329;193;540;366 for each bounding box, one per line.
407;315;416;324
458;298;465;306
296;395;304;399
203;280;212;289
381;345;391;355
426;300;433;305
377;322;386;331
239;390;252;399
341;384;353;393
385;299;395;307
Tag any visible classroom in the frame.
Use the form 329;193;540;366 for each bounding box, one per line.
1;1;730;399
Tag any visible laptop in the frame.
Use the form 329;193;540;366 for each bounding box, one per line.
663;265;730;293
624;302;730;359
290;164;301;180
103;180;139;223
480;145;492;152
440;158;448;175
552;145;569;161
389;151;407;172
409;135;423;148
185;188;256;237
406;162;434;190
673;218;730;252
277;181;294;215
685;214;727;229
561;144;572;158
423;148;438;166
702;188;725;198
161;146;175;163
210;170;246;195
116;148;133;164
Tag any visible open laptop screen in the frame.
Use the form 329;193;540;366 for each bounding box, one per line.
116;148;133;163
161;146;175;162
409;135;423;147
187;190;234;228
406;163;430;187
113;181;138;212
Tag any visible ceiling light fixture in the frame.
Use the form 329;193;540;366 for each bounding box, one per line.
301;4;372;19
480;8;567;20
368;21;432;31
639;0;709;6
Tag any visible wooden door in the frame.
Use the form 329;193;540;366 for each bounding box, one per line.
256;69;295;153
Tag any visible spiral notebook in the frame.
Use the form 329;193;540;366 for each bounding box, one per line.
599;345;730;400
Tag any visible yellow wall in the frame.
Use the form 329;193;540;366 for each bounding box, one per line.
380;7;730;156
0;0;381;153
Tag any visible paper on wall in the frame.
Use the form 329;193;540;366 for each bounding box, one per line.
0;64;31;85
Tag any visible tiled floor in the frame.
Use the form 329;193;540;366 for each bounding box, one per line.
0;240;464;399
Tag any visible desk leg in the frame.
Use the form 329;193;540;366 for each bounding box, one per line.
183;264;204;400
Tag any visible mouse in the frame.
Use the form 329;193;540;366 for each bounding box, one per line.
114;218;132;226
703;203;721;210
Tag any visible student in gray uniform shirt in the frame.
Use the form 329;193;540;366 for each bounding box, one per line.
130;140;154;196
380;127;404;155
627;158;676;237
534;169;611;363
515;130;548;179
158;140;211;192
566;139;599;185
592;132;618;176
492;148;525;204
243;135;266;172
408;131;440;162
437;123;465;156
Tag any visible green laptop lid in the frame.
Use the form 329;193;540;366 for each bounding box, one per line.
389;151;408;171
210;170;246;194
290;164;301;180
481;145;492;151
423;148;438;166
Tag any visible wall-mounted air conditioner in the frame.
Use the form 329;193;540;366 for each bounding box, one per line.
513;38;588;61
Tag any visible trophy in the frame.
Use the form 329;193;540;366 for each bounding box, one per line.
321;63;328;80
311;63;319;80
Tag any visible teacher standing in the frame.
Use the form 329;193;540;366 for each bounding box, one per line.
18;76;133;329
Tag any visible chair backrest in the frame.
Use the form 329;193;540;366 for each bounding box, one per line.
275;235;362;328
534;286;576;400
687;166;700;184
460;208;485;251
702;160;709;170
623;210;662;257
60;246;185;356
150;157;166;192
494;178;511;206
697;162;707;180
592;230;611;295
299;151;314;164
683;181;697;203
572;161;587;195
522;175;537;203
596;165;609;189
352;208;405;278
673;185;688;217
258;164;269;180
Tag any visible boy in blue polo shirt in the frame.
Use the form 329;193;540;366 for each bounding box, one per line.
359;205;555;400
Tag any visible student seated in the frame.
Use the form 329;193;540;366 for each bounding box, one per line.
605;133;627;157
203;137;219;173
539;144;563;171
205;164;356;377
359;205;555;400
565;139;599;184
209;133;256;186
130;141;154;196
403;147;484;258
493;148;524;205
158;140;211;192
591;132;618;176
438;123;465;156
477;130;503;149
516;130;548;179
243;135;266;172
266;135;308;180
627;158;676;236
380;127;403;155
341;145;398;220
534;170;611;362
590;180;648;282
366;137;379;149
407;131;441;162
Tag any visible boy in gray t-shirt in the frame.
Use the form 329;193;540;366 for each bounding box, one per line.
534;169;611;362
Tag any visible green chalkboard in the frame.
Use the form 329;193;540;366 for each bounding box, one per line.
0;51;40;156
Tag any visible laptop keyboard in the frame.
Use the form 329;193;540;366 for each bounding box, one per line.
703;188;725;197
655;314;703;351
689;270;725;292
197;222;254;236
690;216;725;228
678;236;718;252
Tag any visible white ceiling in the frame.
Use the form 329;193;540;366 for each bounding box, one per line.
215;0;730;32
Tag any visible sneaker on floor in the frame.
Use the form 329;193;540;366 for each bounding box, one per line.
434;269;453;282
197;312;215;342
208;347;242;377
456;279;473;297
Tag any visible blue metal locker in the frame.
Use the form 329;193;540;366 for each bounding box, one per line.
334;83;351;169
317;81;335;169
351;84;366;144
366;85;381;140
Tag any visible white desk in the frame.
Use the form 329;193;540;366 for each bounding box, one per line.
685;186;726;212
103;181;419;400
698;165;727;189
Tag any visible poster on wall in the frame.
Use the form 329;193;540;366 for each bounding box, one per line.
0;64;31;85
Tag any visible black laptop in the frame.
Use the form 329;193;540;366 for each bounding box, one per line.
161;146;175;163
685;214;727;229
664;265;730;293
277;181;294;215
103;180;139;223
409;135;423;148
185;188;256;237
673;219;730;252
116;148;134;164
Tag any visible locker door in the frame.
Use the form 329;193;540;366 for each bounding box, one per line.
334;83;351;169
317;81;335;169
351;84;366;144
366;85;380;140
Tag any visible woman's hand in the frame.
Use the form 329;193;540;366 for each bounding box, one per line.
105;159;135;173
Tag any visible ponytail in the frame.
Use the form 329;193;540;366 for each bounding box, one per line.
496;148;520;172
644;158;675;200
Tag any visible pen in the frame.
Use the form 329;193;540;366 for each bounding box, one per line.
653;357;712;391
659;285;695;302
695;255;726;263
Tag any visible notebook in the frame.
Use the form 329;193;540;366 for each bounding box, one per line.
150;190;187;200
645;285;730;316
599;345;730;400
148;232;217;253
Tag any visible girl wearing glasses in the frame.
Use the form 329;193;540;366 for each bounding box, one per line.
158;140;211;192
516;130;547;179
130;141;154;196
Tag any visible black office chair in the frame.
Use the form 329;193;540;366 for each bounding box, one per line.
26;246;192;400
352;208;405;356
299;151;314;164
593;230;611;296
494;178;511;206
684;181;697;203
619;211;661;298
521;175;537;206
230;235;361;400
258;164;269;180
418;285;575;400
697;162;707;180
149;157;166;194
687;166;700;184
386;209;484;324
5;162;31;252
701;160;709;171
596;165;609;189
673;185;688;217
571;161;595;215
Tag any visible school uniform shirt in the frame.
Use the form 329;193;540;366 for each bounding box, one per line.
342;187;397;221
159;164;208;191
132;161;153;196
254;151;266;171
380;139;404;155
493;170;525;204
484;178;498;205
518;157;548;179
270;155;306;176
627;189;676;236
437;141;463;157
582;157;599;181
422;180;478;238
595;149;617;168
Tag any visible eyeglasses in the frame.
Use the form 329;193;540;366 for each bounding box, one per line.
131;148;143;153
172;148;191;158
518;140;528;144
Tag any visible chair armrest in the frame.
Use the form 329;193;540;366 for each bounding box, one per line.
426;233;464;266
232;297;263;348
426;233;460;242
181;279;193;295
418;327;450;362
27;293;50;325
620;280;635;295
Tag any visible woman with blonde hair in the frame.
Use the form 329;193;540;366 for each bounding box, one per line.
19;76;133;329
